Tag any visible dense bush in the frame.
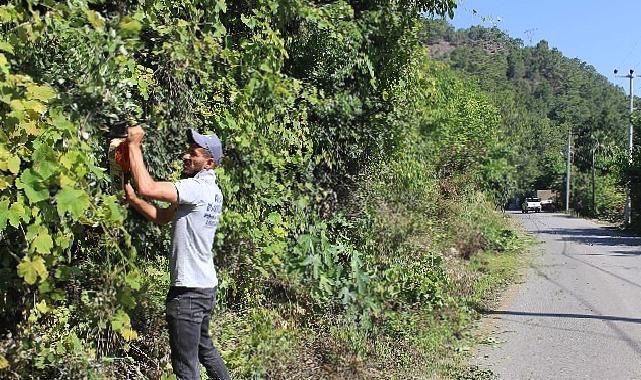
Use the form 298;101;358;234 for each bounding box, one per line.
0;1;529;379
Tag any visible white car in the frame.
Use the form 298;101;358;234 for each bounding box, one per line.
522;197;542;213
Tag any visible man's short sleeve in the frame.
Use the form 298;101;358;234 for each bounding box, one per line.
174;178;202;205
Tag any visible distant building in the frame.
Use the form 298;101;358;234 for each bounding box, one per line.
537;189;559;212
537;189;557;202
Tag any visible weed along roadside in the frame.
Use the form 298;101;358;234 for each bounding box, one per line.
411;205;531;379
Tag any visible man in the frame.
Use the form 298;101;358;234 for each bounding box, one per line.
124;125;231;380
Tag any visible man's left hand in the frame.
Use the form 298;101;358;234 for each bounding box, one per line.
124;183;138;204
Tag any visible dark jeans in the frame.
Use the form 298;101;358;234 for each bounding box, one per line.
166;287;230;380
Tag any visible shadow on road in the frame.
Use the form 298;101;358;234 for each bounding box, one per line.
581;251;641;257
535;227;641;248
482;310;641;324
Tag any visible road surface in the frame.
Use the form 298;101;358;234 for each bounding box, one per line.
474;211;641;380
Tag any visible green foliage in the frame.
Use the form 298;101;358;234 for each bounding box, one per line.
424;20;630;216
624;114;641;226
0;35;138;378
1;1;527;379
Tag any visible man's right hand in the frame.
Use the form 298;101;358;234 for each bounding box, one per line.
127;125;145;146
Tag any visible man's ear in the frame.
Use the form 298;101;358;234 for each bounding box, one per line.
206;157;216;169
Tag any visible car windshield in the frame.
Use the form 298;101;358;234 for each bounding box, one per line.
526;198;540;202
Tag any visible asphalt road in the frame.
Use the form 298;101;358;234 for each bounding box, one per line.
474;211;641;380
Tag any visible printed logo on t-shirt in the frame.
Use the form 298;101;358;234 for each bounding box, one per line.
204;194;223;228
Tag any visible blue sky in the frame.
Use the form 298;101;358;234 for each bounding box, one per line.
449;0;641;94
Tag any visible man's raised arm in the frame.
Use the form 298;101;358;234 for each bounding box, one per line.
127;125;178;204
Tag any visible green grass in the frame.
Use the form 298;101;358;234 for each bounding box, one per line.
433;223;534;379
469;248;522;308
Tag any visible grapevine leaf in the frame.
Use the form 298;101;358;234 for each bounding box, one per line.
121;328;138;341
85;10;105;30
0;175;12;190
266;211;281;225
17;23;35;42
124;270;142;291
111;309;131;332
7;155;20;174
0;198;9;230
9;99;23;111
215;0;227;13
17;255;48;285
32;227;53;254
50;115;74;133
22;100;46;115
8;200;28;227
33;144;58;180
17;169;49;203
25;222;38;241
17;259;37;284
119;18;142;37
35;300;49;314
38;279;52;293
0;41;13;54
60;151;81;169
56;186;90;219
55;232;72;250
58;173;75;187
0;53;8;74
103;195;124;223
0;355;8;369
34;160;57;180
26;84;56;103
0;6;21;23
20;120;40;135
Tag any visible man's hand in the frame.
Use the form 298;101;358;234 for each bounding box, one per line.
124;183;138;205
123;181;177;224
127;125;145;146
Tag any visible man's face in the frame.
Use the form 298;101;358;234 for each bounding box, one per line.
181;144;214;176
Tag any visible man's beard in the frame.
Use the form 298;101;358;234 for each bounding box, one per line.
180;170;197;179
181;159;200;179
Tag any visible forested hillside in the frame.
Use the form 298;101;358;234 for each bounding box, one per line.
423;20;631;220
0;2;552;379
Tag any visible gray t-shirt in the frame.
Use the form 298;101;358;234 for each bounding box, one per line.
171;169;223;288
